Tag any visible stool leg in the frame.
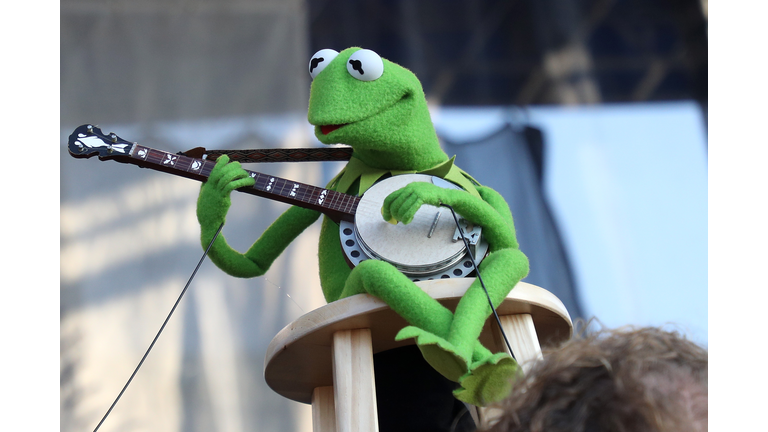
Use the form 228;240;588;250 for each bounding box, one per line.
480;314;543;427
497;313;542;372
312;386;337;432
332;329;379;432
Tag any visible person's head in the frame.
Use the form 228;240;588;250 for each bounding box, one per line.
484;324;708;432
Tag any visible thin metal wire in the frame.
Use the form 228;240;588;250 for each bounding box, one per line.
440;204;515;360
93;222;225;432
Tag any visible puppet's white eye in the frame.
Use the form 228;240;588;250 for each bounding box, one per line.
346;49;384;81
309;49;339;79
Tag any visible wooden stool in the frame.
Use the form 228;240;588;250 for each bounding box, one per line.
264;279;573;432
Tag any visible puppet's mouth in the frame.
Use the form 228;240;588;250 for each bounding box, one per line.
316;92;411;136
320;124;347;135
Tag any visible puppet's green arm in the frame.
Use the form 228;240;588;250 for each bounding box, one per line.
197;156;321;278
476;186;516;234
382;182;518;251
201;206;321;278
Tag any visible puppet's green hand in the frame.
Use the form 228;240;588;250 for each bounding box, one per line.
196;155;256;228
381;181;444;225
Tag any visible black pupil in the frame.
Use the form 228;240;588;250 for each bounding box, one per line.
349;59;364;75
309;57;324;73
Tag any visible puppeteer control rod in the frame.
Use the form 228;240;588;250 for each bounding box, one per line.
92;223;225;432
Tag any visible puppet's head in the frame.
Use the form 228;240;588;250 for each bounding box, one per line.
307;47;447;171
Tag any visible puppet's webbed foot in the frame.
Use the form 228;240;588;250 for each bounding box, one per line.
453;352;518;407
395;326;469;382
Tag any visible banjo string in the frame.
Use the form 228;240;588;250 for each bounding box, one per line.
92;222;225;432
440;204;515;360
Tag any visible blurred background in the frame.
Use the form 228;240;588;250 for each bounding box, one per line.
60;0;707;431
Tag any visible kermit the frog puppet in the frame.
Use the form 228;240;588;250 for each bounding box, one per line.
196;47;529;407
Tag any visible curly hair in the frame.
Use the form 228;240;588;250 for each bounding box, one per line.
482;324;708;432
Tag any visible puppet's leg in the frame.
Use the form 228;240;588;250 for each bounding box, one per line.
449;248;528;358
393;249;523;383
340;260;475;380
394;248;525;381
341;260;454;338
452;247;529;406
397;247;528;405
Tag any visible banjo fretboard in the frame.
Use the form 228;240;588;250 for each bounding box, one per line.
68;124;359;223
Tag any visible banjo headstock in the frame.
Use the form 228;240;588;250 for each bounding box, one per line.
68;124;134;160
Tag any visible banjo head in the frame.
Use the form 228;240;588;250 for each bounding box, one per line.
340;174;487;279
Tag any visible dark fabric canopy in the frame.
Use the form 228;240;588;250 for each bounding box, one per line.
441;124;584;322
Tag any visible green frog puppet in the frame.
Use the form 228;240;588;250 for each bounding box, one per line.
196;47;530;407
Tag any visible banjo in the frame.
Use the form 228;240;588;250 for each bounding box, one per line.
68;124;488;280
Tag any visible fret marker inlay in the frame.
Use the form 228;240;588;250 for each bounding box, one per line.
163;154;177;166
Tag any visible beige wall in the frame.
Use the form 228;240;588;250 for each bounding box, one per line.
60;2;329;431
61;0;309;126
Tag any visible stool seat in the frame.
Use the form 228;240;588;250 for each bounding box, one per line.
264;279;572;404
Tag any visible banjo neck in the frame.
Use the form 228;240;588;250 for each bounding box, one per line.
67;124;359;223
69;124;489;279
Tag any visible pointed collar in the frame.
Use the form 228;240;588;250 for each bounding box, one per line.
327;155;481;198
